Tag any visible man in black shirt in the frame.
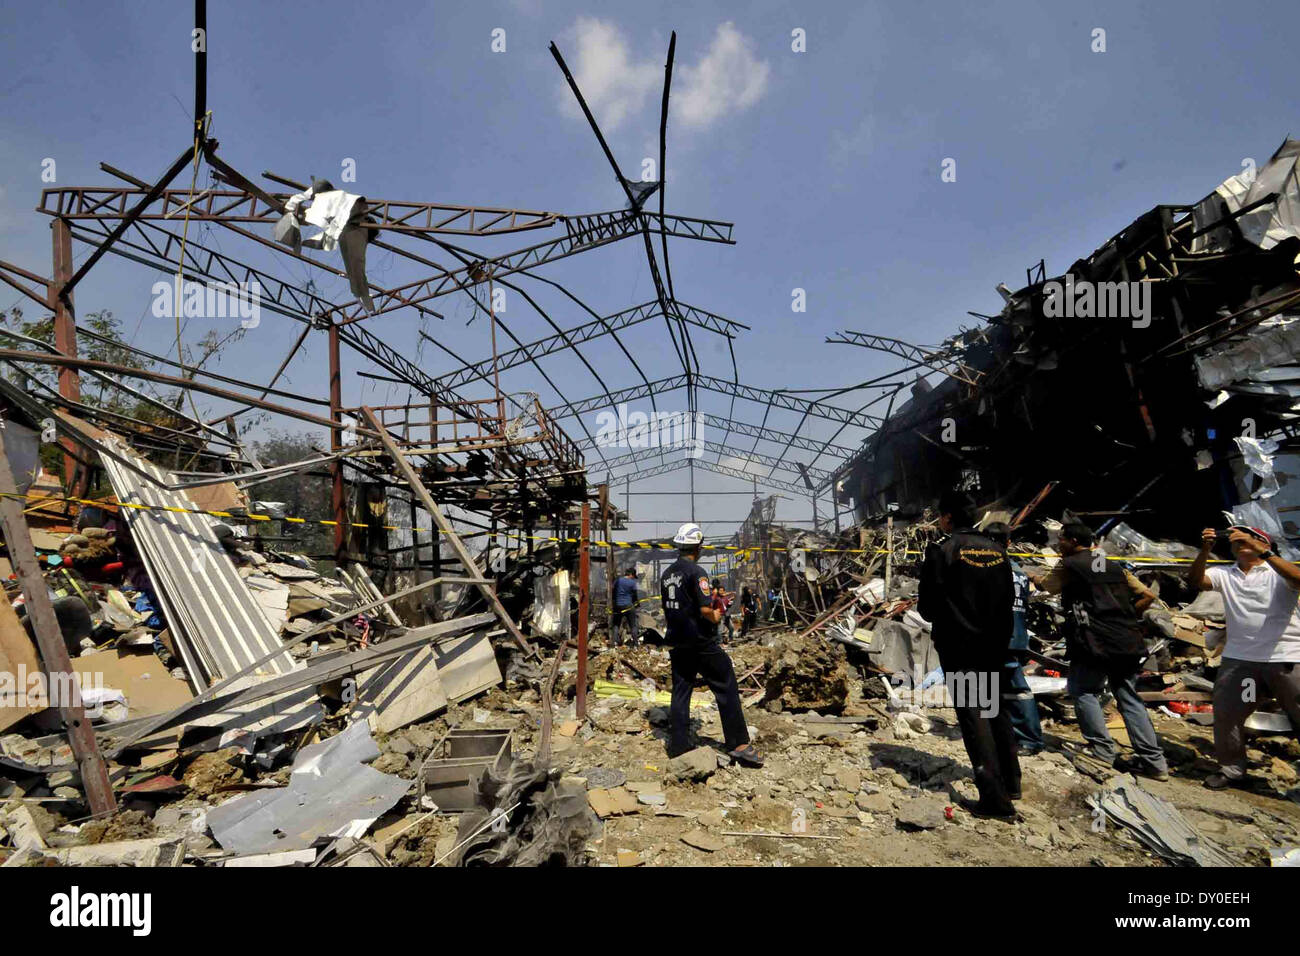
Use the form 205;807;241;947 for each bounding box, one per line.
918;491;1020;818
1029;522;1168;780
661;523;763;766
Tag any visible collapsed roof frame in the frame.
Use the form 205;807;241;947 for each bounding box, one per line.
0;4;768;555
822;156;1300;530
0;4;897;548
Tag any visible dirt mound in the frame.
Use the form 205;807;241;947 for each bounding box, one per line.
763;633;849;713
181;748;247;797
79;809;157;844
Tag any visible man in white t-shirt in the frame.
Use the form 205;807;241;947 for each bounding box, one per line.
1188;525;1300;790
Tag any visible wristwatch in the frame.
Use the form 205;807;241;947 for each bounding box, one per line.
1260;549;1275;559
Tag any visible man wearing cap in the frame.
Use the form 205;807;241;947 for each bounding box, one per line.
1188;525;1300;790
660;523;763;767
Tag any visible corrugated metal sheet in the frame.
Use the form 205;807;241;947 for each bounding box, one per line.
100;436;298;689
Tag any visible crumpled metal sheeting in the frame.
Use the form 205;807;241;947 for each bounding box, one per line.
1087;776;1238;867
207;721;412;856
1195;315;1300;391
99;437;298;688
453;758;595;867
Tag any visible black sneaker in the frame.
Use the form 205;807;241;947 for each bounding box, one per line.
1204;772;1248;791
959;797;1019;821
1116;757;1170;782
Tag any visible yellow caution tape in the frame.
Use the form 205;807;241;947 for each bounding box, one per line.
0;491;1230;563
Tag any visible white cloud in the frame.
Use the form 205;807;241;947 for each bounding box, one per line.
674;22;770;129
562;17;660;131
717;453;765;476
558;19;770;132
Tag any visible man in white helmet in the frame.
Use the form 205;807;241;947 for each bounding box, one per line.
660;523;763;767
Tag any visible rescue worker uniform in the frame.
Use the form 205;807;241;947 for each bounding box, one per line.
661;553;749;756
919;527;1020;814
1004;557;1045;753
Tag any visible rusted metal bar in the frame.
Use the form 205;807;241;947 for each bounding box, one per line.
1009;480;1059;530
58;143;196;298
40;185;561;237
600;484;614;639
329;323;347;563
576;500;590;720
0;258;52;308
0;349;363;434
330;209;731;325
50;219;83;491
0;420;116;816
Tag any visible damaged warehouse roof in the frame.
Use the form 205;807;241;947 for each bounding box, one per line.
829;137;1300;546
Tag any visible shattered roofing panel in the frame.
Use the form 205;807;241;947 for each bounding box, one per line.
99;436;298;688
206;720;412;855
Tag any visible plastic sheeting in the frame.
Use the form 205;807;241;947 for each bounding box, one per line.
1235;435;1281;499
531;569;570;639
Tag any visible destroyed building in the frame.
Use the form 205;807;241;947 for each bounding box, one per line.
1;6;1299;876
830;138;1300;546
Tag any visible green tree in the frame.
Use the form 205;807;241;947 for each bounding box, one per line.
251;429;336;557
1;307;195;475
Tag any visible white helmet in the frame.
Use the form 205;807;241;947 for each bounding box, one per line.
672;522;704;546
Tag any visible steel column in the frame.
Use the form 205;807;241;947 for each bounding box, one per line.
50;219;82;491
329;322;347;563
576;500;590;720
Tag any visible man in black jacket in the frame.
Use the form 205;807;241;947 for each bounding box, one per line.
918;491;1020;817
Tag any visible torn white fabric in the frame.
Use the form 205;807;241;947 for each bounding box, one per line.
296;189;363;253
272;182;374;314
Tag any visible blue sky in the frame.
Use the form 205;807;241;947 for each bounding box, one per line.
2;0;1298;540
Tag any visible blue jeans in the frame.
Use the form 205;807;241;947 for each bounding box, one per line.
1067;654;1167;772
1003;654;1044;751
